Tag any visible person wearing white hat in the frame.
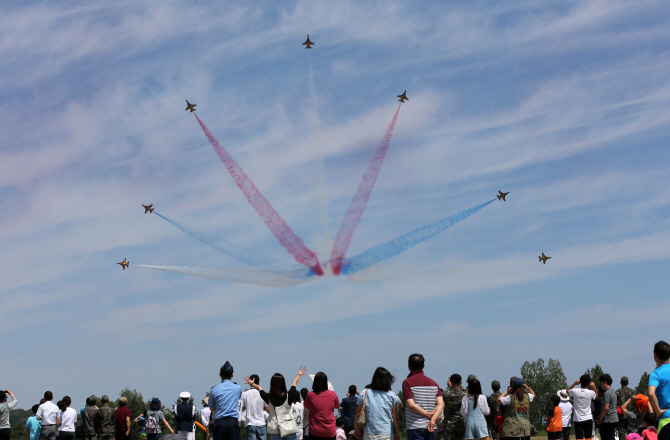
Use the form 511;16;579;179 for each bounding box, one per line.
557;390;573;440
175;392;196;440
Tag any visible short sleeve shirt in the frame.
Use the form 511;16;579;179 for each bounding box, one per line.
37;401;60;425
25;416;42;440
209;380;242;419
650;364;670;419
603;388;618;423
356;390;398;435
304;390;340;437
568;388;596;422
115;407;131;433
402;370;440;430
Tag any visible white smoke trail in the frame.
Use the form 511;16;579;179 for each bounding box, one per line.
134;264;315;288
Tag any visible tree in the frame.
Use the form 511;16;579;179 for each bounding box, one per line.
636;372;650;395
520;358;568;432
585;364;604;383
397;391;407;433
118;389;147;440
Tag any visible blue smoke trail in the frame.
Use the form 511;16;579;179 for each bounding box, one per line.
340;199;496;275
155;211;312;278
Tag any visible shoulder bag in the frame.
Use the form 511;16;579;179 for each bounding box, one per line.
274;398;299;437
356;390;368;428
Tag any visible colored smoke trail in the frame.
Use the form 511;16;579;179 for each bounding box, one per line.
330;104;402;275
154;211;303;275
195;114;324;276
133;264;314;288
308;53;333;261
341;199;496;275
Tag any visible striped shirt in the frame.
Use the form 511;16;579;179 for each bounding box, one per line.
402;370;441;430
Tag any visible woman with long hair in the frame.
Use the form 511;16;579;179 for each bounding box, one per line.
353;367;400;440
305;372;340;440
57;397;77;440
244;367;307;440
460;379;490;440
496;378;536;440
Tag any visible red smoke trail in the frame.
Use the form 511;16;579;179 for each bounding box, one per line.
330;104;402;275
195;114;324;276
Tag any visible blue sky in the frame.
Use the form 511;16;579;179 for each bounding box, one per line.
1;1;669;409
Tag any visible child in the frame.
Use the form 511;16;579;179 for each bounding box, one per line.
336;417;346;440
25;404;42;440
494;405;505;440
546;395;563;440
641;413;657;440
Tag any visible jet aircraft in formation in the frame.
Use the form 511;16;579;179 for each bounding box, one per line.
539;253;552;264
118;258;129;270
397;90;408;103
303;35;314;49
185;100;196;112
142;204;154;214
497;191;509;201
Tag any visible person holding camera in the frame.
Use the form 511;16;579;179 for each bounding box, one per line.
496;378;535;440
0;390;18;440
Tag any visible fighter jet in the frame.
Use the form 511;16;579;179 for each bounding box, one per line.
142;204;154;214
397;90;408;103
118;258;129;270
539;253;552;264
303;35;314;49
185;100;196;112
497;191;509;201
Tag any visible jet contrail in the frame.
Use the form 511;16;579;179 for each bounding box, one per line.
195;114;324;276
330;104;402;275
340;199;496;275
133;264;314;288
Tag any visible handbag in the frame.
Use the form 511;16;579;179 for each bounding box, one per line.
356;390;368;428
274;400;299;437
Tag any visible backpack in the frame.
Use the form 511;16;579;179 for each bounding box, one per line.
145;411;159;434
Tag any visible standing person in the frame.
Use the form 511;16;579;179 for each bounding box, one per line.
341;386;359;437
496;377;536;440
201;398;211;429
618;378;637;440
58;397;77;440
239;375;269;440
649;341;670;440
352;367;400;440
402;354;444;440
621;395;648;435
545;396;563;440
300;389;309;439
95;396;116;440
596;375;618;440
487;382;502;440
142;397;174;440
26;404;42;440
115;398;131;440
304;372;340;440
557;390;573;440
82;397;99;440
208;362;242;440
0;390;18;440
567;375;598;440
245;368;306;440
175;392;196;440
37;391;60;440
460;379;490;440
292;390;305;440
443;375;467;440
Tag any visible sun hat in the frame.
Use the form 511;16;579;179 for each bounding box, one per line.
557;390;569;401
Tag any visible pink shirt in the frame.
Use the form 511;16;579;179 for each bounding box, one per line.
336;427;346;440
305;390;340;437
643;427;657;440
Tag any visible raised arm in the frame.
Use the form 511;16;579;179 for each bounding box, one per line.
291;367;307;388
244;377;264;391
524;385;536;398
621;398;632;412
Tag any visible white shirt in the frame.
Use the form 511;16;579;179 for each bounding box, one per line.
500;394;535;405
559;401;573;427
201;408;211;427
568;388;596;422
174;404;196;432
291;402;304;429
59;408;77;432
460;395;490;417
37;401;60;425
240;389;267;427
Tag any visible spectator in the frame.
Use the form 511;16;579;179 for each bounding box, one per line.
641;413;658;440
352;367;400;440
95;396;116;440
621;395;648;434
26;404;42;440
209;362;242;440
115;397;131;440
496;377;535;440
617;377;637;440
174;392;196;440
305;372;340;440
597;374;618;440
201;398;211;429
240;374;270;440
0;390;17;440
141;397;174;440
545;395;563;440
443;375;467;440
292;390;305;440
58;397;77;440
402;354;444;440
460;379;490;440
493;407;504;440
567;375;598;440
557;390;573;440
341;386;359;436
300;389;309;439
37;391;60;440
487;382;502;440
82;396;99;440
335;418;346;440
649;341;670;440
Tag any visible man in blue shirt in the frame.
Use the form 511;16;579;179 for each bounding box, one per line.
26;404;42;440
209;361;242;440
649;341;670;440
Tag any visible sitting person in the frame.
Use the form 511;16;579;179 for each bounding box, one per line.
641;413;658;440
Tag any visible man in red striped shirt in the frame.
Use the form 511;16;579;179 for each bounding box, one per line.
402;354;445;440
